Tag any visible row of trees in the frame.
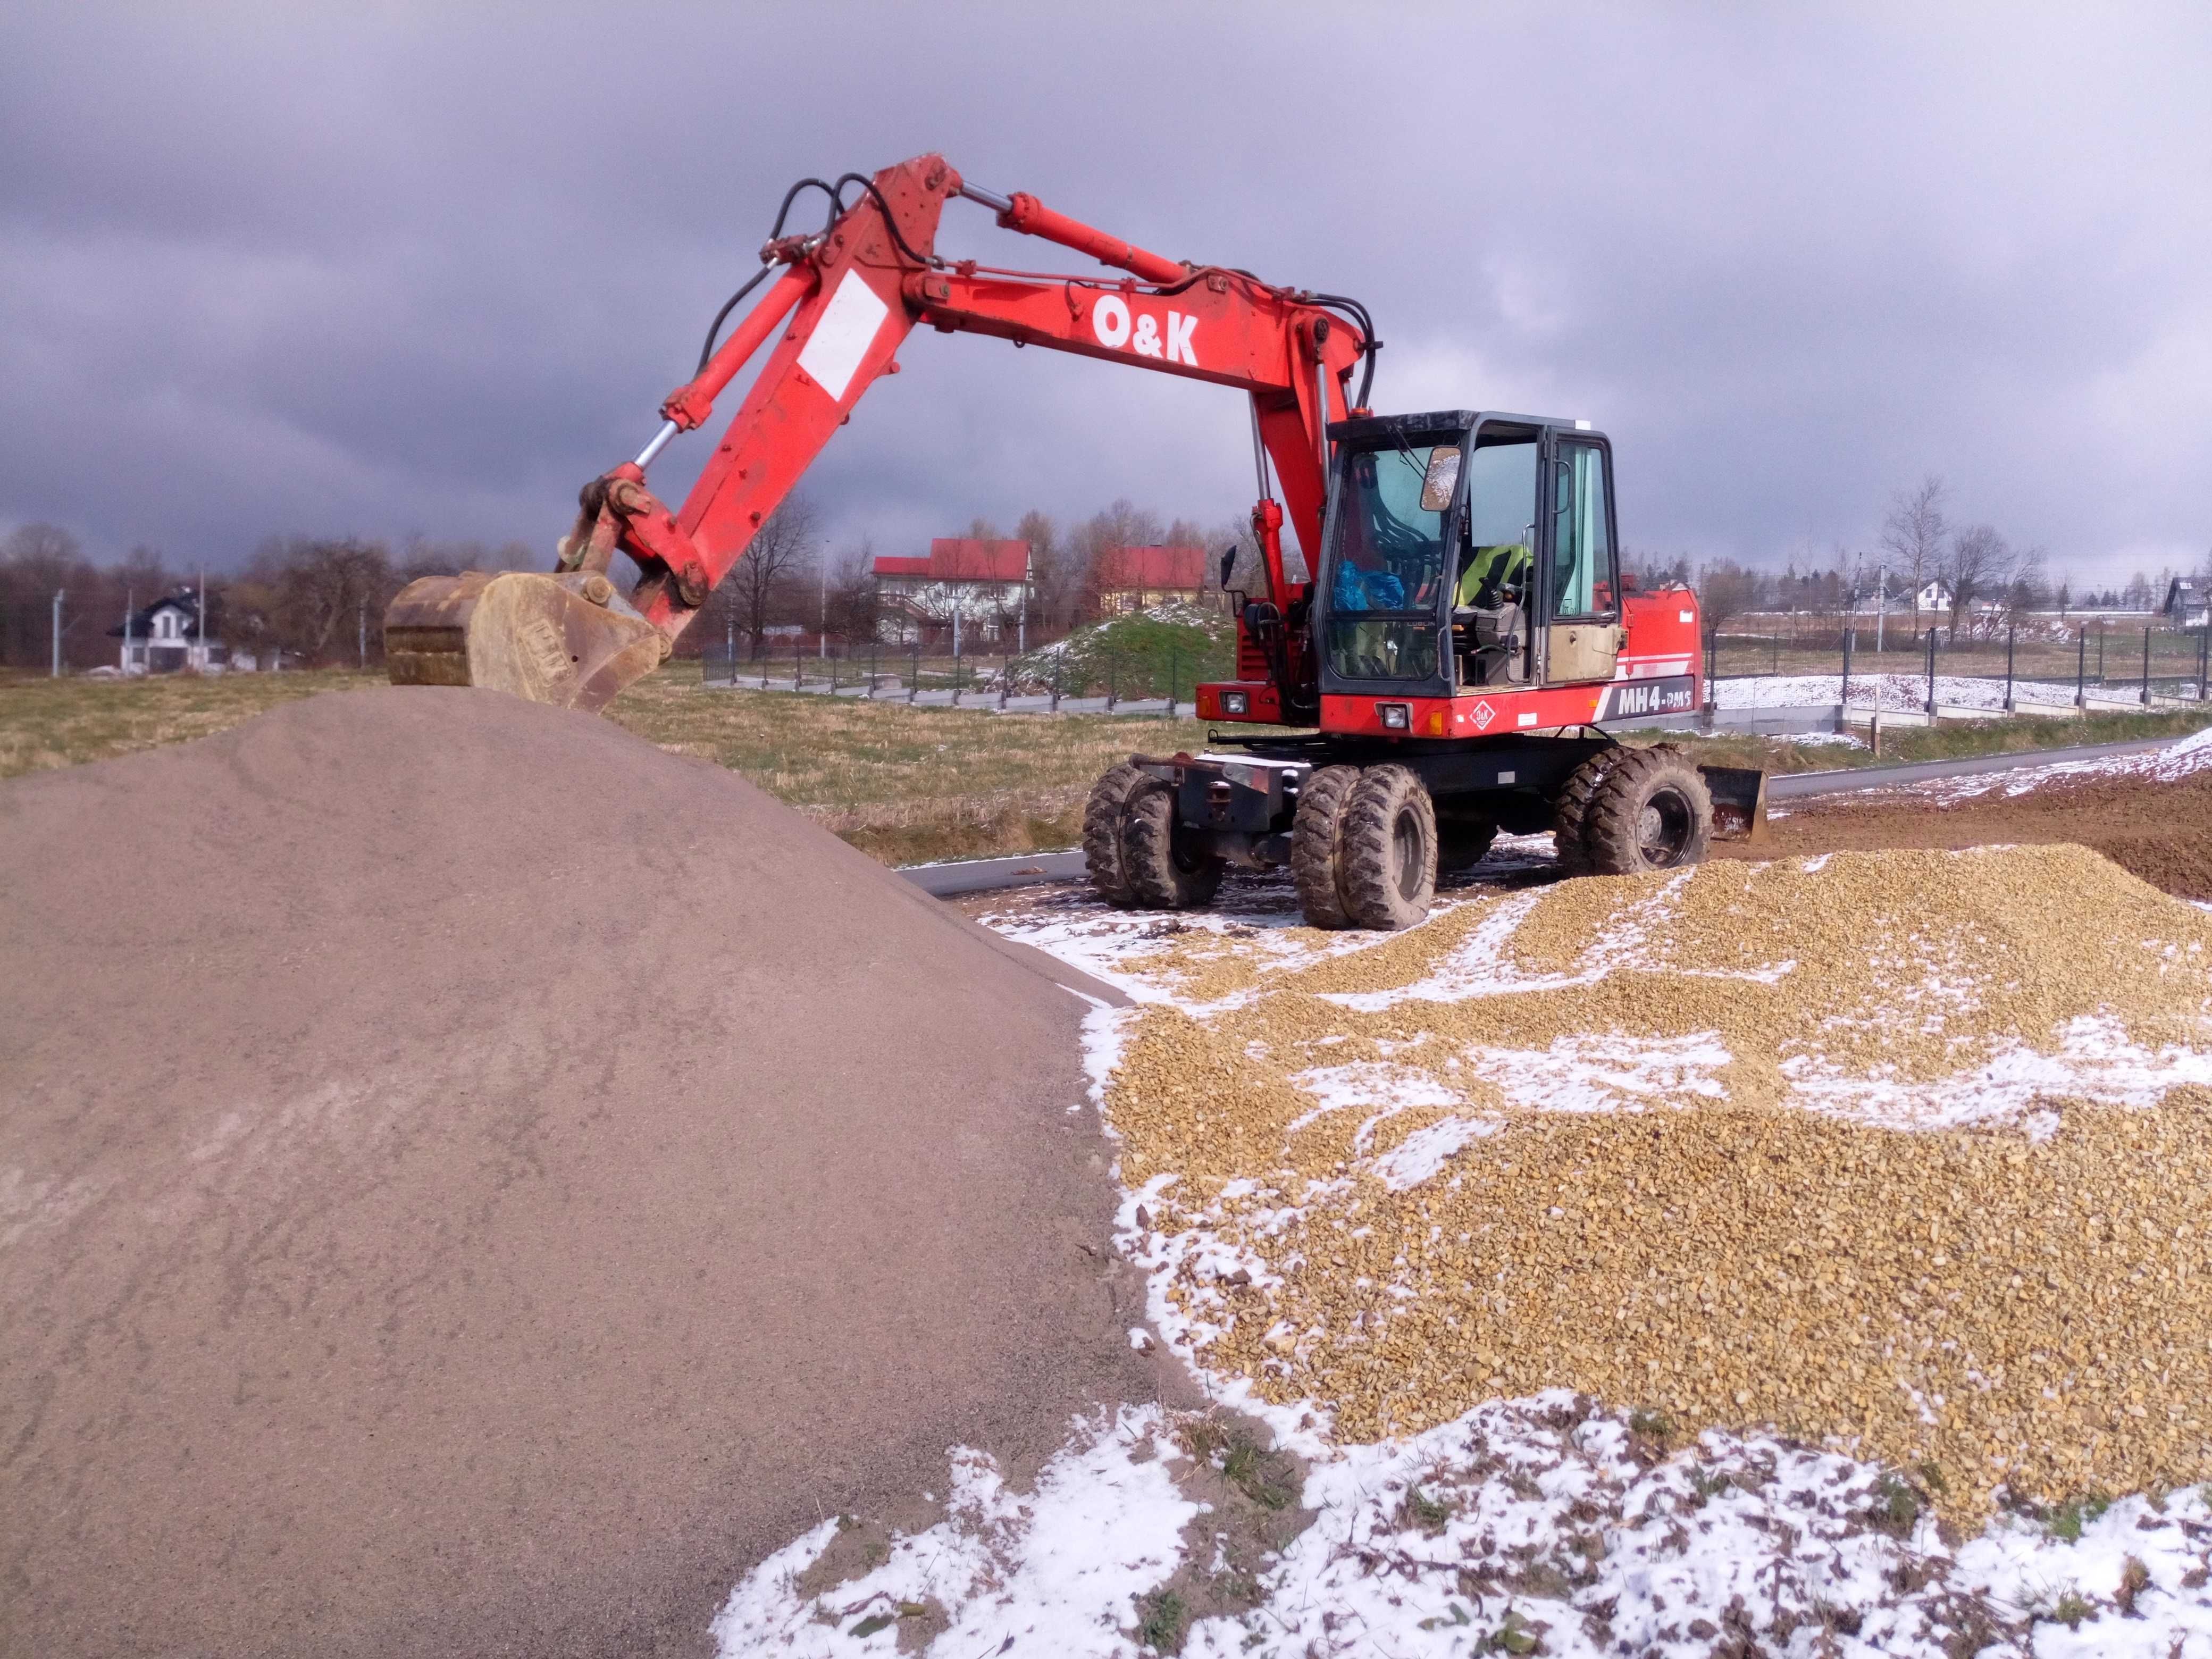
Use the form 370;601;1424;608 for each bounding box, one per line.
0;523;533;671
1638;476;2209;644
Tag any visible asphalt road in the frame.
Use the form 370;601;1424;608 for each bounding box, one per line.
899;734;2188;897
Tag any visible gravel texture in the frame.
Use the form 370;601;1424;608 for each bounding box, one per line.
1095;845;2212;1520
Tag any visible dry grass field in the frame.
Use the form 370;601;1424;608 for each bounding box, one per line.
5;667;2206;864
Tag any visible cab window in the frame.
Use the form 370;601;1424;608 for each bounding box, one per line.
1551;442;1613;619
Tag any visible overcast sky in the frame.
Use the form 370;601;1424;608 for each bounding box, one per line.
4;4;2207;583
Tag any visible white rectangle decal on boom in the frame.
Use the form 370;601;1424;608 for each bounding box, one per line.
796;270;889;404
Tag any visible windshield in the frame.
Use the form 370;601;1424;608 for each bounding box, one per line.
1325;440;1451;682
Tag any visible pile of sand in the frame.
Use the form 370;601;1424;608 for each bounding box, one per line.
1093;847;2212;1516
1;688;1170;1658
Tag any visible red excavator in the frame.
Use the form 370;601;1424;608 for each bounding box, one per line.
386;152;1764;929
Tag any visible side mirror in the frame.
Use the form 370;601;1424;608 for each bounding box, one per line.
1420;446;1462;512
1219;546;1238;589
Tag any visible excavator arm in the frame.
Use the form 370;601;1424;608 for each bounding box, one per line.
385;153;1372;711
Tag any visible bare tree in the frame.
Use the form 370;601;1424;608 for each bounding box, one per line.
1942;524;2015;640
1017;509;1082;635
1696;560;1763;636
822;538;881;646
719;496;818;658
1880;475;1948;637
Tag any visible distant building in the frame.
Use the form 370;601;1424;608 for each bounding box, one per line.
108;593;229;675
1912;580;1953;614
2167;576;2208;630
872;539;1029;644
1094;544;1210;614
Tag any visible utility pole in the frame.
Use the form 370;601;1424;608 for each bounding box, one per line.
818;550;828;659
51;589;63;677
123;586;134;675
1874;563;1886;656
1018;547;1030;656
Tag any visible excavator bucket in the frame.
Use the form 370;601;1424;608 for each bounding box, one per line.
1699;764;1769;843
383;571;666;714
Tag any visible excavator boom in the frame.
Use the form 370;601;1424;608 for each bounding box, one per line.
386;153;1370;710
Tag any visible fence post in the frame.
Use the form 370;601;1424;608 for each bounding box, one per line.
1167;646;1178;719
908;639;919;705
1924;627;1936;718
1050;650;1062;713
2075;626;2086;712
1107;652;1118;713
759;641;768;692
868;639;878;698
997;650;1009;709
1839;623;1853;724
2004;624;2015;713
2143;624;2153;707
794;633;802;692
2201;623;2209;703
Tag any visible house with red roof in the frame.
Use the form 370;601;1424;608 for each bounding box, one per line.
1093;544;1210;615
872;538;1030;646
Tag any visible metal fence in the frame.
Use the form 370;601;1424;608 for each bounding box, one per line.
1708;621;2210;711
696;634;1233;710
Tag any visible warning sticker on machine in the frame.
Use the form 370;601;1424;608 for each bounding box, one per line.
1594;674;1699;723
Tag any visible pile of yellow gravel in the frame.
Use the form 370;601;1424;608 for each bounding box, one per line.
1103;845;2212;1518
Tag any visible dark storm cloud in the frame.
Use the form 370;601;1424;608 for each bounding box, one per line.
3;4;2207;580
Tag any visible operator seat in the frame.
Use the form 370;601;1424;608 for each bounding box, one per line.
1453;543;1531;686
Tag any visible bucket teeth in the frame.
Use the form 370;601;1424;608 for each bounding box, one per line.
384;572;666;713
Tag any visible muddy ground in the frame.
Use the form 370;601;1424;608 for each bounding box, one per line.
1721;768;2212;900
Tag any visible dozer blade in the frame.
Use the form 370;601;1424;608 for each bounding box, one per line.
1699;764;1769;843
384;571;667;713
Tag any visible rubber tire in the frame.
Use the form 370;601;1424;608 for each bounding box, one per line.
1124;777;1224;910
1083;761;1146;907
1582;744;1714;876
1551;749;1622;877
1340;764;1438;931
1291;764;1363;929
1436;816;1498;877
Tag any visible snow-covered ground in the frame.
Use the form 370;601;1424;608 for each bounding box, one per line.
1873;722;2212;803
719;1383;2212;1657
1715;672;2099;713
719;821;2212;1656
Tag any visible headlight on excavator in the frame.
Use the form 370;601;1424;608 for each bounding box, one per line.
1221;691;1250;716
1379;701;1410;730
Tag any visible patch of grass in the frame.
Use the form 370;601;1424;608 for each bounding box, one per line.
1184;1419;1300;1513
608;678;1214;863
0;669;384;780
1398;1485;1454;1535
2047;1493;2111;1543
2048;1590;2095;1629
1627;1406;1673;1445
1136;1587;1188;1653
1869;1471;1923;1535
1008;604;1233;700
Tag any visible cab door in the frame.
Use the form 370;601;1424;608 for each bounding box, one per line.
1540;430;1622;683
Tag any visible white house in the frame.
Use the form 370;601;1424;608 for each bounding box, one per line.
110;593;230;675
2168;576;2208;630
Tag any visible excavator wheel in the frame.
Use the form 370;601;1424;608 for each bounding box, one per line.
1338;764;1438;931
1550;748;1623;877
1123;777;1224;910
1582;744;1714;876
1082;762;1148;908
383;571;667;713
1290;764;1363;929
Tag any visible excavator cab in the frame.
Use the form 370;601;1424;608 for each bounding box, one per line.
1312;410;1622;705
